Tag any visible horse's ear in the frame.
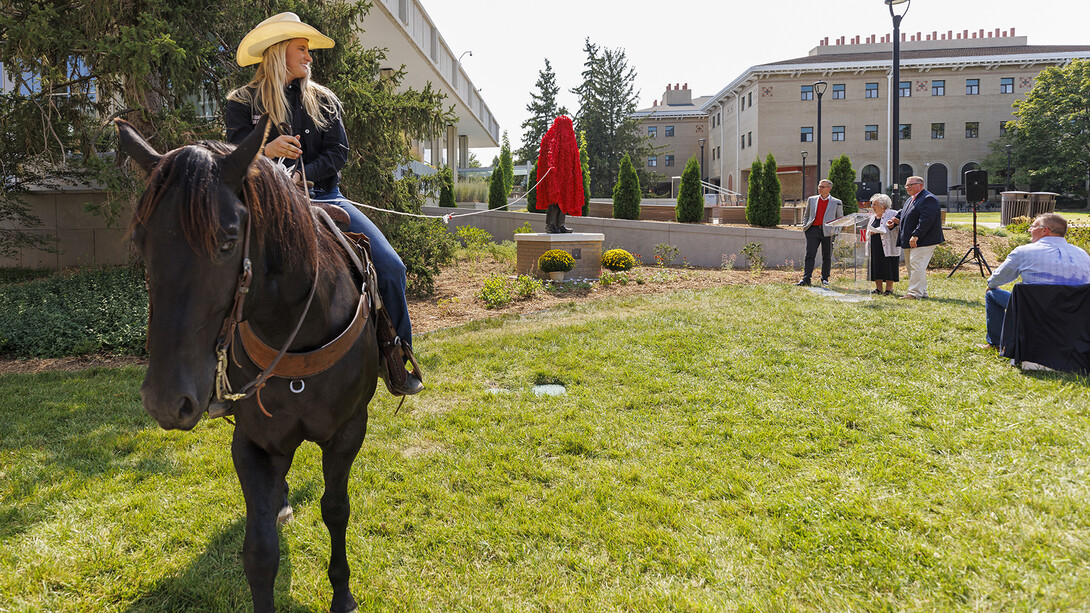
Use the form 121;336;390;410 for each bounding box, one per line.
222;114;271;191
114;119;161;173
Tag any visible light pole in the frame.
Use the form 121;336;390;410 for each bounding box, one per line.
886;0;910;208
455;50;472;89
801;150;808;199
813;81;828;179
698;138;706;184
1005;144;1013;191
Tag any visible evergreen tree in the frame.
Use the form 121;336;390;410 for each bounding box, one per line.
526;161;544;213
438;166;455;208
579;129;591;216
573;38;649;197
498;131;514;196
746;158;764;225
518;58;567;163
829;155;857;214
612;153;641;220
756;153;782;227
487;169;506;210
676;157;703;223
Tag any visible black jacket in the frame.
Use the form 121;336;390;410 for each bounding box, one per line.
224;80;348;193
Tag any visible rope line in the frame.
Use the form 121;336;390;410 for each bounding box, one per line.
311;167;553;224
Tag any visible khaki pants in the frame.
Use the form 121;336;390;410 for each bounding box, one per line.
903;244;937;298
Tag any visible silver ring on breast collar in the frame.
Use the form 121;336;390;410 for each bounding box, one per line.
290;380;305;394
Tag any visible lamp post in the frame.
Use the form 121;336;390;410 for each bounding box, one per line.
455;50;472;89
1005;144;1013;191
813;81;828;179
801;150;808;199
698;138;706;184
886;0;910;208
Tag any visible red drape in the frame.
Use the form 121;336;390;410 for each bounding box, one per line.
534;116;584;215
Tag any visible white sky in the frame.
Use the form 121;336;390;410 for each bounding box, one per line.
420;0;1087;160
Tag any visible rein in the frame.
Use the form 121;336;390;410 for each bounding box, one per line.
212;206;321;417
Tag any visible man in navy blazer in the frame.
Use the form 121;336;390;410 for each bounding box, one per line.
888;176;944;299
795;179;844;287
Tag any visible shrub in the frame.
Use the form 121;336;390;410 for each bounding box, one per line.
829;155;857;214
994;234;1031;262
514;222;534;234
741;242;765;273
928;243;961;269
487;169;507;210
454;177;488;204
514;275;543;299
1007;216;1032;234
526;161;542;213
456;225;493;250
477;274;512;309
0;265;148;357
538;249;575;273
753;153;782;227
1067;224;1090;256
653;243;680;267
438;166;455;208
387;216;456;296
612;153;641;220
745;158;763;225
601;248;636;271
598;270;631;287
675;156;703;223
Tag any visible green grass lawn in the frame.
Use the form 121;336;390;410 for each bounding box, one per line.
3;274;1090;611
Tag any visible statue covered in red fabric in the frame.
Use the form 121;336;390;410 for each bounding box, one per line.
535;115;584;233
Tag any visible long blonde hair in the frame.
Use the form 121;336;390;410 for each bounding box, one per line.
227;40;342;133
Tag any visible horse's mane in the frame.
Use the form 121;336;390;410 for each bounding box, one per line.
129;141;341;279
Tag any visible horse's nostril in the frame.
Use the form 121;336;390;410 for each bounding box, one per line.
177;395;198;421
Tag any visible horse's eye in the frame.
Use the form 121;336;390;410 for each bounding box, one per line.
219;240;237;254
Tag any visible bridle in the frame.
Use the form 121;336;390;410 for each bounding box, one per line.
212;208;321;417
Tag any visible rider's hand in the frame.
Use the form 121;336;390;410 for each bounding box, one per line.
265;134;302;159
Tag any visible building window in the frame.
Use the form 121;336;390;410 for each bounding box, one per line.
1000;77;1014;94
740;96;746;111
648;155;657;167
865;82;879;98
747;132;752;147
648;126;657;138
965;121;979;138
865;125;878;141
832;84;845;99
899;81;911;97
801;126;813;142
932;80;945;96
741;135;745;149
748;92;753;106
832;126;845;141
665;154;675;167
899;124;911;140
801;85;813;101
931;123;945;139
711;115;716;128
966;79;979;95
717;146;721;159
665;125;674;137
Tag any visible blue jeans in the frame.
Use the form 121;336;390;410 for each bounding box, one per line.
312;187;412;346
985;288;1011;346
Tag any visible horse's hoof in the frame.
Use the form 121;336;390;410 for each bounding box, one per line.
277;504;294;526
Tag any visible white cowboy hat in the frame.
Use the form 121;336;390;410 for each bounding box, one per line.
236;12;335;67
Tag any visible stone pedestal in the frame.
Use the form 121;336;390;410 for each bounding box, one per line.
515;233;605;280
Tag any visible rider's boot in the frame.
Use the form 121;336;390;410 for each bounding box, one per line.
376;309;424;396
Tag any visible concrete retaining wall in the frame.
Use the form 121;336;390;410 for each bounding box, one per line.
424;206;807;268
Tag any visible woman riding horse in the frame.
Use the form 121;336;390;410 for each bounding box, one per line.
225;12;422;401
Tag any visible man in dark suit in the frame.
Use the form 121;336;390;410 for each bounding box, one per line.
887;176;944;299
796;179;844;287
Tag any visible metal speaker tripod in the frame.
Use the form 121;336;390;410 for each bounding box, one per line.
948;198;992;278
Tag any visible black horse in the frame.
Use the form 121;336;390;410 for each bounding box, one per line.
118;116;378;613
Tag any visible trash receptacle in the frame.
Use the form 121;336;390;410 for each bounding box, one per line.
1029;192;1058;218
1000;191;1031;226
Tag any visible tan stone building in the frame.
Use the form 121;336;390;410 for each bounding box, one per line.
633;29;1090;205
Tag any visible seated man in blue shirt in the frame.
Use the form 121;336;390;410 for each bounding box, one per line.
982;213;1090;349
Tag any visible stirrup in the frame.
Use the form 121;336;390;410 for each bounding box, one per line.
379;337;424;397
